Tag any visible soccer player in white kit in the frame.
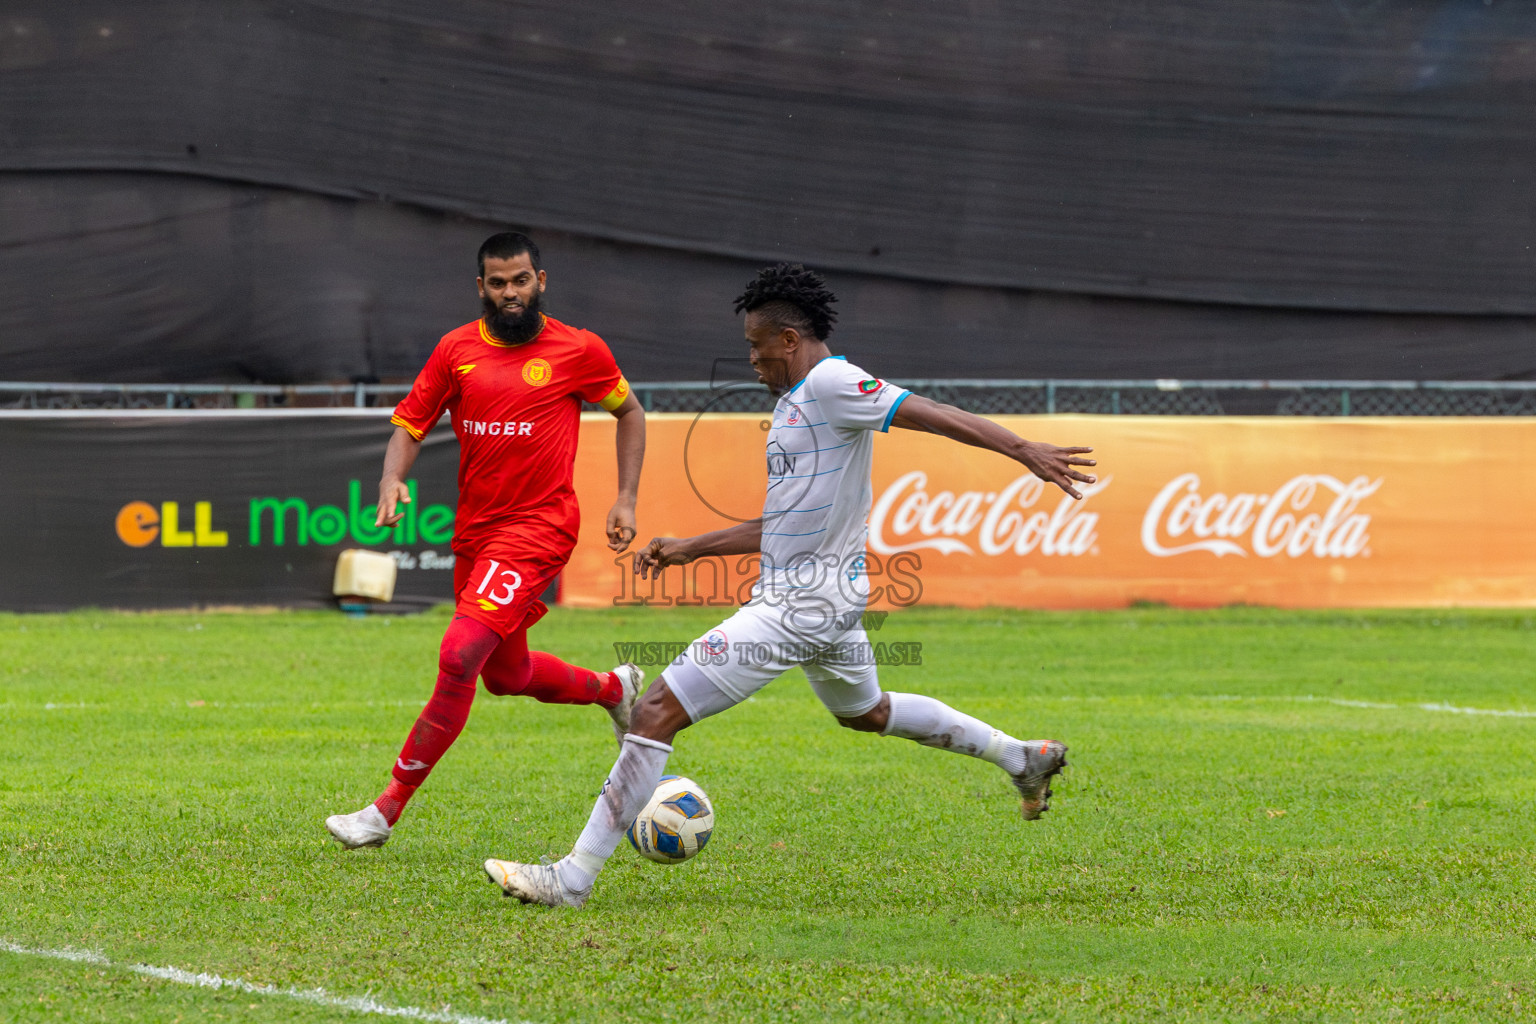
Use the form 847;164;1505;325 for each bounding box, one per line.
485;263;1098;907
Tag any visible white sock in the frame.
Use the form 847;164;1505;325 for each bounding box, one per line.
881;692;1027;775
561;734;673;893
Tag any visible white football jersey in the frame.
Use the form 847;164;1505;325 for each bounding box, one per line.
756;355;910;619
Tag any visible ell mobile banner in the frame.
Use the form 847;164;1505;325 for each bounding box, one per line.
3;411;1534;611
0;411;460;611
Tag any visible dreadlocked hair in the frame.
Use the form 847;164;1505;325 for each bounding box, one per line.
733;263;838;340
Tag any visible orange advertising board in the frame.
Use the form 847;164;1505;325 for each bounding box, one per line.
567;413;1536;609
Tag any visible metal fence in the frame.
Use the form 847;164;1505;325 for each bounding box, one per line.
4;379;1536;415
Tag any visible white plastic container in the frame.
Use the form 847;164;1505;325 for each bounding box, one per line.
333;549;398;603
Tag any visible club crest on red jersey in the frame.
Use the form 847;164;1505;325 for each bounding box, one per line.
522;358;553;387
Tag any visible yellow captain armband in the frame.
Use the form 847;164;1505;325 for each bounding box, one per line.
391;414;427;441
597;377;632;412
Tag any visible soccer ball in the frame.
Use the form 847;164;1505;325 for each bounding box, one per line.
626;775;714;864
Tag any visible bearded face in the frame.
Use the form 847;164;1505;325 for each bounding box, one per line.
477;252;548;345
481;287;545;345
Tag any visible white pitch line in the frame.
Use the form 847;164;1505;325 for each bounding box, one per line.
0;941;535;1024
1198;695;1536;718
1317;697;1399;710
1415;701;1536;719
0;942;108;964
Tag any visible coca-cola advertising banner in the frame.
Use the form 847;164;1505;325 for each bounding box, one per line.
565;414;1536;609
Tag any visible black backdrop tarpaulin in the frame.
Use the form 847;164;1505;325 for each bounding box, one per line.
2;2;1534;382
0;411;462;611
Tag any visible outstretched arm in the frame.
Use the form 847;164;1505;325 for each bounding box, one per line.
633;520;764;579
890;394;1097;499
375;426;423;527
605;393;646;552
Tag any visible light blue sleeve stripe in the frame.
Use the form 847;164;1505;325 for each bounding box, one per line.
775;466;846;480
880;390;912;433
763;502;835;515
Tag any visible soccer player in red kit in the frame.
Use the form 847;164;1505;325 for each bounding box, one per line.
325;232;647;849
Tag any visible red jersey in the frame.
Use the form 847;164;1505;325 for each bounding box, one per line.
391;315;631;555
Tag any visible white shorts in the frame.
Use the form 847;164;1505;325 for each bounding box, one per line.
664;601;883;722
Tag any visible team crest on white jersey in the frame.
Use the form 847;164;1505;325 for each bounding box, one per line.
701;630;729;657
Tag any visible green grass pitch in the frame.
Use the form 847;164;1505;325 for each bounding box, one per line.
3;605;1536;1022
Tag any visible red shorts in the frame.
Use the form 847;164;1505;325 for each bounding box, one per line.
453;532;571;638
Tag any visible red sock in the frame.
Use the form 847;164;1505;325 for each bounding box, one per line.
523;651;622;707
375;779;417;826
374;615;500;825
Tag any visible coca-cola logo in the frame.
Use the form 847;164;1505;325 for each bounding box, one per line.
870;471;1109;556
1141;473;1380;559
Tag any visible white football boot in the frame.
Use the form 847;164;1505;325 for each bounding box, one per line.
606;663;644;745
484;859;589;907
325;805;392;849
1010;740;1069;821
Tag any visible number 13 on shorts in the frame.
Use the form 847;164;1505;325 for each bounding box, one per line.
453;550;557;636
475;560;523;606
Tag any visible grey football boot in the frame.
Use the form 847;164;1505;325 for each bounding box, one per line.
606;663;644;745
1010;740;1068;820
